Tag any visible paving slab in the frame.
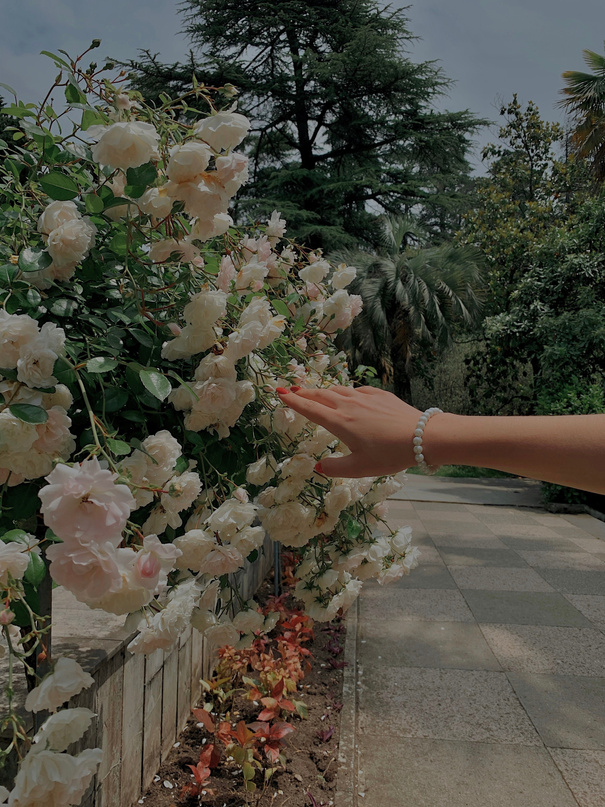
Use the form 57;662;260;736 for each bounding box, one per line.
358;620;501;670
549;749;605;807
358;667;541;745
360;587;475;623
508;673;605;749
337;482;605;807
393;475;543;507
480;624;605;676
358;738;577;807
462;590;593;627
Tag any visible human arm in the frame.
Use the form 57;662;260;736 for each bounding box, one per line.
276;386;605;495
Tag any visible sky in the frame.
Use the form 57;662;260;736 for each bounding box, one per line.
1;0;604;171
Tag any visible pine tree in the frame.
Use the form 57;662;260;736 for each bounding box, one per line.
127;0;484;249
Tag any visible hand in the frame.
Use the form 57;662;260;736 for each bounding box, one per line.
277;385;422;477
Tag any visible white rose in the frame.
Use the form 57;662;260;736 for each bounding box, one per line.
332;264;357;289
148;238;200;264
233;608;265;634
184;289;227;325
194;353;237;383
138;186;173;219
266;210;287;241
166;177;227;220
16;324;66;389
208;498;257;540
0;540;31;585
161;471;202;513
46;217;95;268
0;410;38;453
193;111;250;153
230;525;265;556
246;455;276;486
9;747;102;807
34;708;95;753
174;529;216;571
89;121;160;170
204;620;239;648
167;140;212;183
299;259;330;285
37;201;79;235
214;152;249;195
25;657;94;713
0;310;38;368
188;212;233;243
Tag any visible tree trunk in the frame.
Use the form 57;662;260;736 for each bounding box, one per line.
389;307;414;403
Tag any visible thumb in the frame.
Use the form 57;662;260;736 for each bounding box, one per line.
316;453;365;479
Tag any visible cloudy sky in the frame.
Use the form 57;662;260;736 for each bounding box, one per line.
1;0;604;169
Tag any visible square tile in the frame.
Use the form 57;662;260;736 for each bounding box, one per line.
563;595;605;631
358;738;578;807
517;551;605;570
509;673;605;749
549;749;605;807
439;547;528;567
481;625;605;675
450;567;553;592
359;621;501;670
415;545;445;565
537;569;605;595
395;564;458;589
561;515;605;540
360;588;475;623
568;537;605;554
430;532;508;549
358;667;540;745
500;536;579;552
463;591;592;627
488;523;564;538
415;509;482;523
413;502;474;513
421;520;496;536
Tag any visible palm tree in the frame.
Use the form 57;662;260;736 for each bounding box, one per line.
560;49;605;182
335;216;485;401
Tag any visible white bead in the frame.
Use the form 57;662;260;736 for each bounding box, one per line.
416;453;424;463
414;428;423;437
413;436;422;446
413;445;424;454
419;417;427;426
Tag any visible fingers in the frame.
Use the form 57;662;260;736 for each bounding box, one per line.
277;389;343;432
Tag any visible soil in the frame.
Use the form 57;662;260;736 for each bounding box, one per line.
139;581;345;807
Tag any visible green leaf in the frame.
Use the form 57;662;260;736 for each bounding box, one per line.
39;51;70;69
53;356;76;389
122;410;146;423
9;403;48;424
271;299;290;319
293;699;308;719
48;298;78;317
26;288;42;307
84;193;104;214
139;369;172;401
81;109;106;131
126;162;157;187
39;171;79;200
103;386;129;412
0;367;18;381
18;248;52;274
109;231;128;256
246;549;259;563
175;456;188;474
65;83;87;105
243;762;255;781
106;438;131;456
0;263;17;284
86;356;118;373
130;328;154;348
292;316;305;335
346;516;363;541
24;552;46;587
1;529;31;544
123;184;146;199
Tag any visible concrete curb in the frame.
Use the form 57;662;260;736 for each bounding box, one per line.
335;595;358;807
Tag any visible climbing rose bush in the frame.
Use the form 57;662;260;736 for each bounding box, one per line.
0;43;418;787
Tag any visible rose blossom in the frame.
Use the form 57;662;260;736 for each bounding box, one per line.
138;186;173;219
39;457;136;545
214;152;249;195
188;212;233;243
193;111;250;152
25;657;94;713
166;177;227;221
204;621;239;648
88;121;160;170
46;541;122;602
33;708;96;753
0;541;30;585
332;263;357;289
233;607;264;634
0;410;38;454
246;454;276;486
0;310;39;368
33;407;76;457
37;201;80;235
16;322;65;389
167;141;211;183
8;747;103;807
46;216;96;268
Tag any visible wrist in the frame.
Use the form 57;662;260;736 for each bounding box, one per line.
420;412;463;468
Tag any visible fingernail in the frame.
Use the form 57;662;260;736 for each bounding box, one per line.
290;385;301;392
276;387;289;395
314;461;324;474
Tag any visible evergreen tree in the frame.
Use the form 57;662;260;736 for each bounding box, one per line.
127;0;484;249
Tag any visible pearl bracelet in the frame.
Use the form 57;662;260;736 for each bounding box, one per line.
413;407;443;474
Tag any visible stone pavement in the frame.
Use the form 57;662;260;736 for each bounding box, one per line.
337;480;605;807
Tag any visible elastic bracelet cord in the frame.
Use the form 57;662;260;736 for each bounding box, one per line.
413;407;443;475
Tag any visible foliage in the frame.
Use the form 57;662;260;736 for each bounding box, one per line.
560;47;605;182
127;0;485;250
335;215;485;400
0;44;421;792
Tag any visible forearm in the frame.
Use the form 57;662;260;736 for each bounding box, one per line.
425;413;605;494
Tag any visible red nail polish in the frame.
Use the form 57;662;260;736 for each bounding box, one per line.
291;385;301;392
276;387;289;395
315;461;323;474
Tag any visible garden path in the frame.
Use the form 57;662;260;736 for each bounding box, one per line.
337;480;605;807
